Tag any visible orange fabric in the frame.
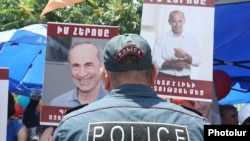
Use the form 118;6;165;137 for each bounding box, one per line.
40;0;84;20
171;98;195;107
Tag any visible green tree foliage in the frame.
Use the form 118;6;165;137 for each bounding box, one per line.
0;0;143;34
0;0;44;30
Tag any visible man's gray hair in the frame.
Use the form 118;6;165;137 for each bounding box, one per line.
68;41;104;63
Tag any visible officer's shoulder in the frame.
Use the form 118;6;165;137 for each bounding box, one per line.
65;104;89;115
181;105;202;116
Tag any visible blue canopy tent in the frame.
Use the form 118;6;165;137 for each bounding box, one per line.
0;24;47;96
214;0;250;104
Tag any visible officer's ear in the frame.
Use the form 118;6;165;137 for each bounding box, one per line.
151;63;158;86
101;68;111;92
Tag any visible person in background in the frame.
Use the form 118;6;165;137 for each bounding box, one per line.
153;10;201;79
7;92;28;141
22;89;41;141
219;104;238;125
40;42;107;141
238;103;250;125
241;117;250;125
53;33;209;141
194;101;221;125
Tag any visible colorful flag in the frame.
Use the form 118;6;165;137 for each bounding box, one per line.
40;0;84;20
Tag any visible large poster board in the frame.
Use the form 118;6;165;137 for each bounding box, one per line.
140;0;220;124
140;0;215;102
40;22;119;126
0;68;9;141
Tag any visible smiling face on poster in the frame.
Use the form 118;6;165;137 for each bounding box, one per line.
40;22;119;126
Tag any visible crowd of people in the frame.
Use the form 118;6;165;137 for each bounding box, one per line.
7;92;28;141
6;33;250;140
7;90;42;141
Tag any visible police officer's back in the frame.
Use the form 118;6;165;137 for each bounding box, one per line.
53;34;209;141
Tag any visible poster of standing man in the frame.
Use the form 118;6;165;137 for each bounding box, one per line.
140;0;215;102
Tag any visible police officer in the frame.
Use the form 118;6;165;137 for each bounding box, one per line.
53;34;209;141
